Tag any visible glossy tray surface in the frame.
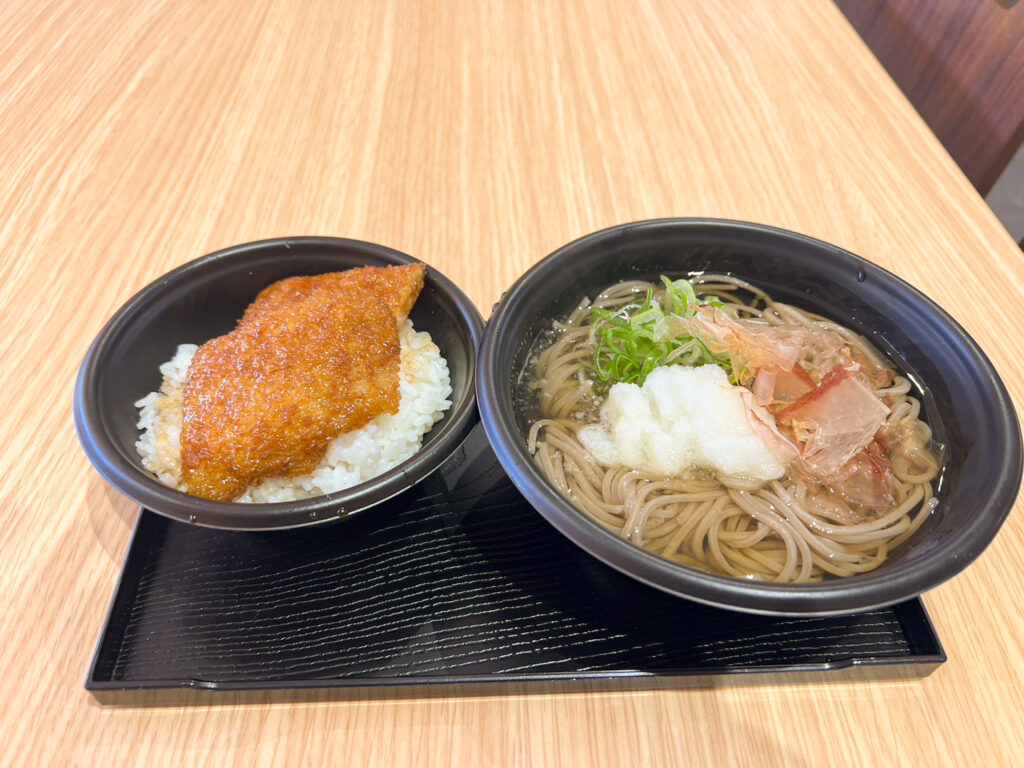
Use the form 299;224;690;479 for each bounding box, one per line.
89;428;944;691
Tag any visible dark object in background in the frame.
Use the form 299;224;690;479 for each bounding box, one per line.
836;0;1024;195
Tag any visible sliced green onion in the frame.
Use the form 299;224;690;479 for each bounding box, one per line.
588;276;733;387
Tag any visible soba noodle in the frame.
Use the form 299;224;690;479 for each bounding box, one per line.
527;275;940;583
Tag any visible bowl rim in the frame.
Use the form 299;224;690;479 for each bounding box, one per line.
477;217;1023;615
74;235;484;530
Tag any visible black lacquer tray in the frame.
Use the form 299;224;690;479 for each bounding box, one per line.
88;427;945;695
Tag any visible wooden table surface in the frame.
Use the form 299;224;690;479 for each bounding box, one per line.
2;0;1023;765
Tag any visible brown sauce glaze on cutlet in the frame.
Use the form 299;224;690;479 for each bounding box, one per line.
243;264;426;327
180;264;426;501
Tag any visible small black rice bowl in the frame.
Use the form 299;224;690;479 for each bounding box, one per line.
477;218;1021;615
75;237;483;530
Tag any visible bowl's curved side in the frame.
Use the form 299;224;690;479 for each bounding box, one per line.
75;236;484;530
477;218;1022;615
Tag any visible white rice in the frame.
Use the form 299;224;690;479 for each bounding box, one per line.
135;320;452;502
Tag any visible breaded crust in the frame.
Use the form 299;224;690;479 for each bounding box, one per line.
244;264;426;326
180;264;426;501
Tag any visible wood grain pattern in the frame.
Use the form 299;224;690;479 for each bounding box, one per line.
1;0;1022;766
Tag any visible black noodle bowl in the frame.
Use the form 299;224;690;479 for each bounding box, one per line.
477;219;1021;615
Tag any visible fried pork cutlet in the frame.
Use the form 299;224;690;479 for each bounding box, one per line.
180;264;427;501
244;263;425;327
